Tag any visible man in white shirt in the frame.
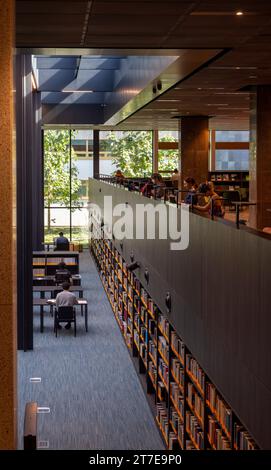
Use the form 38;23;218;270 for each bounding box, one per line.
55;282;78;329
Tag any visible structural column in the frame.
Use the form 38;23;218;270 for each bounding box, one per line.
32;92;43;250
16;54;34;350
0;0;17;449
179;116;209;187
249;86;271;229
93;129;100;178
152;130;159;173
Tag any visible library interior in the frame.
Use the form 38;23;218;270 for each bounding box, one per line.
1;0;271;453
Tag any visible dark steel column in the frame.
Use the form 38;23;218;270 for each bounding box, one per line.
32;91;43;250
16;54;33;350
93;129;100;178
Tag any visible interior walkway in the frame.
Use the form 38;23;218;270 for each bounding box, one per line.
18;250;164;450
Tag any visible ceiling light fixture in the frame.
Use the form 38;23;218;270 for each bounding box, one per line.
31;73;37;90
236;11;244;16
158;99;180;102
61;89;93;93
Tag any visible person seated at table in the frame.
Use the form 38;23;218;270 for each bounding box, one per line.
54;231;69;251
171;168;181;189
193;182;225;218
55;261;72;285
140;177;153;197
55;282;78;329
183;177;197;205
114;169;125;184
150;173;165;199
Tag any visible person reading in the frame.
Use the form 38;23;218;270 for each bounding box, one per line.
55;282;78;329
55;231;69;251
193;182;225;218
55;261;72;285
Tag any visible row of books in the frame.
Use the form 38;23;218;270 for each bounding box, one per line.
158;336;169;364
158;314;169;340
186;354;205;394
91;234;259;451
208;416;231;450
171;331;185;362
171;358;184;389
206;382;232;436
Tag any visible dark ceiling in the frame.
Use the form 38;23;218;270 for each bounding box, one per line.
16;0;271;130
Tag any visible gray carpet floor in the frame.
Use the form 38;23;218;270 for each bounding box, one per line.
18;250;164;450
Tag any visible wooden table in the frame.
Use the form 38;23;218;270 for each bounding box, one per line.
232;201;256;228
33;298;88;333
33;274;81;286
33;285;83;298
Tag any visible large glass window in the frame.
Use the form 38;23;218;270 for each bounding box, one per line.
212;130;249;171
215;131;249;142
44;129;93;245
100;130;153;177
158;130;179;176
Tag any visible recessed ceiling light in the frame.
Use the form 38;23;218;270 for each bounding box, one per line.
209;66;257;70
236;11;244;16
158;99;180;102
62;89;93;93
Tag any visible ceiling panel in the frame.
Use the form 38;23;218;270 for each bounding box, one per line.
16;0;271;130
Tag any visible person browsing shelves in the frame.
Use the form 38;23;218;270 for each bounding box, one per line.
55;282;78;329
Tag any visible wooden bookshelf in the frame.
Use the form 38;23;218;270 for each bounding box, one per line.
33;251;79;277
90;217;259;451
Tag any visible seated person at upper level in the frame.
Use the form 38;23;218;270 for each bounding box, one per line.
171;168;181;189
150;173;165;199
183;177;197;205
54;231;70;251
114;169;125;184
140;177;153;197
193;182;225;218
55;261;72;285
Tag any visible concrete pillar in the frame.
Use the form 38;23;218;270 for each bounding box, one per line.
249;86;271;229
179;116;209;188
0;0;17;449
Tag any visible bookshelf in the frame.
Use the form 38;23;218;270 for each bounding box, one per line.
208;171;249;200
32;251;79;277
90;218;258;451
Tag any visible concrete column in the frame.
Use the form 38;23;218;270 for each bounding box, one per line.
0;0;17;449
179;116;209;188
249;86;271;229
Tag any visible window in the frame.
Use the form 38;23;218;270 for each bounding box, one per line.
44;129;93;245
100;130;152;177
158;130;179;176
211;130;249;171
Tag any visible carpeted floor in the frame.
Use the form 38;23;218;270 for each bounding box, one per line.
17;250;164;450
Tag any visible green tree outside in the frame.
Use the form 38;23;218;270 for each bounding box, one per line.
106;131;179;177
44;129;82;230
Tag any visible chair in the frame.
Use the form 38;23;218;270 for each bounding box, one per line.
55;270;71;285
54;242;70;251
54;306;76;337
222;190;240;211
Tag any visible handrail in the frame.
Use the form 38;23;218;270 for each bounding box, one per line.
24;402;38;450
